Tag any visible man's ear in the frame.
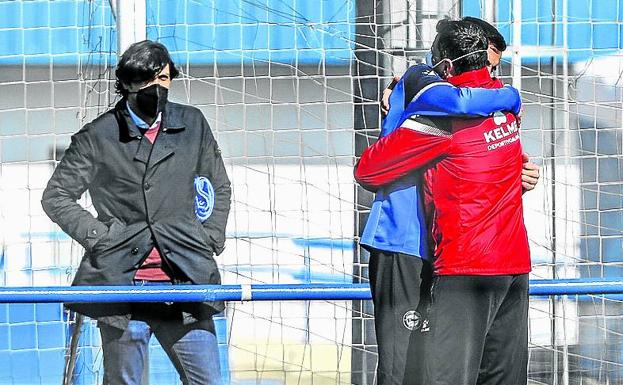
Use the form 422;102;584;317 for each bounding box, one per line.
435;59;453;79
123;82;139;94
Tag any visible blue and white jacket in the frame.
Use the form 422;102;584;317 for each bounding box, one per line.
360;64;521;258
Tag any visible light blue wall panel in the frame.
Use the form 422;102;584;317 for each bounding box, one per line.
463;0;623;62
0;0;355;65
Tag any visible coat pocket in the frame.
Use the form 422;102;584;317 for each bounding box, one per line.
90;218;125;253
192;220;216;254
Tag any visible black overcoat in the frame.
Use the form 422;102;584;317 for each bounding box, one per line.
41;100;231;328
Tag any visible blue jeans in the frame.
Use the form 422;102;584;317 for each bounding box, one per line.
99;284;222;385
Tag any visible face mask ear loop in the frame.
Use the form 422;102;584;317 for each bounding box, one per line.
430;58;452;71
452;49;489;64
431;49;489;70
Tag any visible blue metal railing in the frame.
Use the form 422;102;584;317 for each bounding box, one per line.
0;283;371;303
1;278;623;303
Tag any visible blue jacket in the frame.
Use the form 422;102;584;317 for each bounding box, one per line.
360;64;521;257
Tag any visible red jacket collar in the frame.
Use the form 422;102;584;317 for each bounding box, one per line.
446;67;503;89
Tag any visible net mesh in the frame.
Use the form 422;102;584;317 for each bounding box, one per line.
0;0;622;384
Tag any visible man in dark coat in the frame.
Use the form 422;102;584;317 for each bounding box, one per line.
41;40;230;385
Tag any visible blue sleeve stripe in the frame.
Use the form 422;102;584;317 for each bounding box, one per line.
404;83;460;117
410;82;454;106
405;84;521;118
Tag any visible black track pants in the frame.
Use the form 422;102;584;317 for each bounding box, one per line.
369;250;430;385
406;274;529;385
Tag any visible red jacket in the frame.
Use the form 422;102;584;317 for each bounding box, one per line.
355;68;531;275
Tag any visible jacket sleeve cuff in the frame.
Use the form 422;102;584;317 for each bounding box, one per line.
82;221;109;251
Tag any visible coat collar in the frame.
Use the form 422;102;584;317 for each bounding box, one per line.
114;99;186;140
126;102;161;129
114;100;186;166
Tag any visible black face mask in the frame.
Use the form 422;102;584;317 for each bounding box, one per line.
132;84;168;118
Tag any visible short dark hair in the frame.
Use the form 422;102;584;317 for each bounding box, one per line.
114;40;180;97
462;16;507;52
431;19;488;75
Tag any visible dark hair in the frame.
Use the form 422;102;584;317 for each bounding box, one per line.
114;40;180;97
431;19;488;75
462;16;507;52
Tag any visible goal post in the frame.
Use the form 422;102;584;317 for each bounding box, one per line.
113;0;147;55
